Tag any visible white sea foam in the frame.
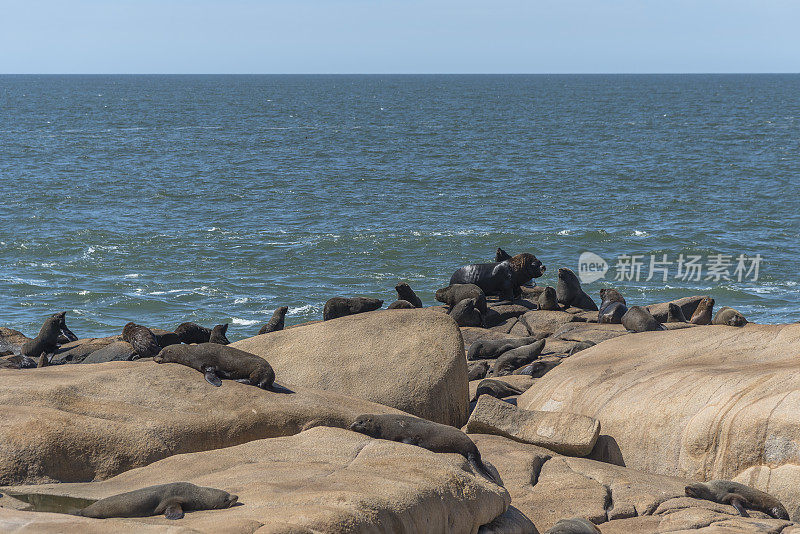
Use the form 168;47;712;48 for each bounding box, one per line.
557;230;573;236
631;230;648;237
231;317;259;326
288;304;318;316
124;273;140;278
78;290;90;295
234;298;249;304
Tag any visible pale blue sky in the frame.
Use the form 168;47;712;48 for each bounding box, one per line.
1;0;798;73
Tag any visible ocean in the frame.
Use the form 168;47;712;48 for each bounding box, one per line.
1;74;798;340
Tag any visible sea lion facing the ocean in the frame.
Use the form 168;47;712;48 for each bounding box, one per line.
323;297;383;321
666;302;689;323
208;324;230;345
598;287;627;324
690;297;715;325
435;284;487;314
21;312;74;368
387;299;416;309
621;306;665;333
685;480;789;520
155;343;275;389
259;306;288;335
77;482;238;520
349;414;501;485
556;268;597;311
174;322;212;344
395;282;423;308
122;322;162;359
449;253;545;300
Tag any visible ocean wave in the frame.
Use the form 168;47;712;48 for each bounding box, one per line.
234;297;249;304
287;304;319;316
557;230;573;236
124;273;140;278
231;317;259;326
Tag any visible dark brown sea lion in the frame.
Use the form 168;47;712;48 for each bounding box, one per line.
435;284;487;314
712;306;748;327
690;297;715;325
538;286;560;311
349;414;500;485
151;328;180;348
122;322;162;359
387;299;416;310
491;339;545;376
598;287;627;324
155;343;275;389
685;480;789;520
449;298;483;327
77;482;238;520
621;306;665;333
471;378;525;402
395;282;423;308
567;340;596;357
556;268;597;311
174;322;212;344
21;312;74;367
259;306;288;335
666;302;689;323
494;247;512;262
468;360;490;381
449;253;546;300
467;336;543;361
208;324;230;345
544;518;601;534
323;297;383;321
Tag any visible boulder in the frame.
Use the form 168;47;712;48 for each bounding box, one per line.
487;301;537;322
645;295;707;323
0;327;29;354
232;309;469;427
1;427;509;533
519;311;582;338
0;361;402;485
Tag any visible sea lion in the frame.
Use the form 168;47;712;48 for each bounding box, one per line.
471;378;525;402
598;287;628;324
174;322;212;344
259;306;288;335
690;297;715;325
467;336;543;361
395;282;423;308
122;322;162;359
323;297;383;321
494;247;512;262
151;328;180;348
155;343;275;389
567;340;596;357
435;284;488;314
712;306;748;327
208;324;230;345
512;360;547;376
538;286;560;311
544;518;601;534
467;361;490;381
491;339;545;376
21;312;74;367
666;302;689;323
77;482;238;520
449;253;546;300
621;306;665;333
685;480;789;520
449;298;483;327
349;414;500;485
387;299;416;309
556;268;598;311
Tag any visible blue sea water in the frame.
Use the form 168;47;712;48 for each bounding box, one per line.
0;74;798;340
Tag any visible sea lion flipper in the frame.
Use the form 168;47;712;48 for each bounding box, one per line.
467;452;502;486
724;494;750;517
235;378;252;385
204;367;222;387
163;501;184;520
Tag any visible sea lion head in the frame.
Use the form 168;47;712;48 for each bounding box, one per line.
599;288;625;304
154;345;180;364
349;414;380;437
510;253;546;282
276;306;289;316
196;485;239;509
684;483;713;500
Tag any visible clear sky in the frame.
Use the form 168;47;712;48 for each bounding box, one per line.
1;0;798;74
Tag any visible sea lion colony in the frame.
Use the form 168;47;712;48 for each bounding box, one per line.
0;248;781;531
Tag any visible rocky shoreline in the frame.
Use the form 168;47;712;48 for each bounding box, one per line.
1;253;799;533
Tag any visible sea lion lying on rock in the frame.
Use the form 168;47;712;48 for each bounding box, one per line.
323;297;383;321
259;306;288;335
690;297;715;325
597;288;627;324
567;340;596;357
155;343;275;389
174;322;212;344
387;299;416;309
713;306;748;326
685;480;789;520
208;324;230;345
21;312;76;368
556;268;597;311
435;284;487;314
449;298;483;327
122;322;162;359
449;253;545;300
491;339;545;376
471;378;525;402
395;282;422;308
349;414;500;485
621;306;664;332
468;361;490;381
77;482;238;520
544;518;601;534
538;286;560;311
467;336;543;361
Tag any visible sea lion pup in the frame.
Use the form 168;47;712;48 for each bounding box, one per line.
467;336;543;361
690;297;715;325
449;253;546;300
122;322;162;359
621;306;665;333
598;287;628;324
174;322;212;344
712;306;748;327
259;306;288;335
435;284;487;314
208;324;230;345
155;343;275;389
467;360;490;381
491;339;545;376
21;311;73;367
544;518;601;534
667;302;689;323
77;482;238;520
349;414;500;485
387;299;415;309
494;247;512;262
538;286;560;311
323;297;383;321
471;378;525;402
449;298;483;327
556;268;598;311
684;480;789;520
395;282;423;308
